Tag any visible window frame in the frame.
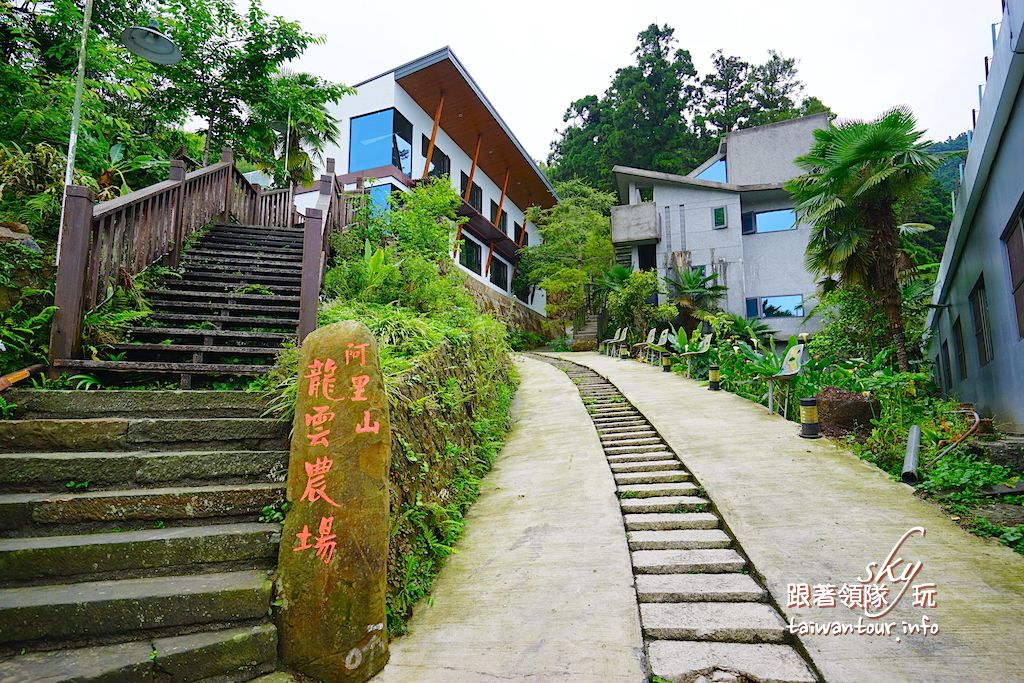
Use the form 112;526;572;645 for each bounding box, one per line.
712;206;728;229
1004;215;1024;339
420;134;450;179
348;108;414;176
489;258;509;291
745;294;805;319
952;316;968;381
460;171;483;213
458;235;482;275
741;208;798;235
969;276;993;366
489;200;508;232
940;339;953;390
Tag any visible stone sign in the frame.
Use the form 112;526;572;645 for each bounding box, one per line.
276;321;391;681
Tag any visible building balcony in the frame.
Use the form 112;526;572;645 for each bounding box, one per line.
456;201;522;264
611;203;659;244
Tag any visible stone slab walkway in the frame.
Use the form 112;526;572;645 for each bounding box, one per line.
374;356;645;682
547;352;1024;683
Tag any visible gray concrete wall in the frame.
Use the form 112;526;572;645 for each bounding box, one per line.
931;89;1024;431
611;203;659;244
726;114;829;186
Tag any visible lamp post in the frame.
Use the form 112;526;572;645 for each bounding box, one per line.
55;12;181;264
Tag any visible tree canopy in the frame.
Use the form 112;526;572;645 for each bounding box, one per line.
547;24;832;190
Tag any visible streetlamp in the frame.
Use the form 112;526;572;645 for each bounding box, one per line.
56;5;181;264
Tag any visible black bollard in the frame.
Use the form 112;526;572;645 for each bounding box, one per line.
799;397;821;439
708;365;721;391
662;355;672;372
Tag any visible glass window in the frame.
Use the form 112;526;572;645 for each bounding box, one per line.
420;134;450;179
741;212;755;235
1005;217;1024;338
953;317;967;381
970;277;993;366
754;209;797;233
696;158;727;182
745;298;759;318
489;200;507;232
759;295;804;318
637;244;657;271
940;340;953;390
349;109;413;176
459;236;482;275
514;281;530;303
712;206;727;229
460;171;482;212
367;183;397;214
489;258;509;291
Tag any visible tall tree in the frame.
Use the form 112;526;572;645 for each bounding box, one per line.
748;51;805;126
698;50;753;136
785;107;941;371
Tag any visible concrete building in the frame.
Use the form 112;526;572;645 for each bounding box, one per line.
610;113;830;340
319;47;556;318
927;0;1024;431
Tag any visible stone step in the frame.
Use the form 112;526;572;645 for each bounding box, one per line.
631;548;745;574
196;237;302;253
0;570;272;646
634;573;766;603
148;299;299;318
607;452;677;465
0;450;288;490
0;417;289;453
618;482;699;498
51;358;275;379
623;513;720;531
144;288;300;304
0;523;280;583
147;312;298;329
627;528;731;550
606;446;671;456
614;470;690;485
0;622;277;683
0;483;285;532
596;424;650;433
620;495;708;514
640;602;787;643
127;327;294;348
610;461;683;474
602;437;663;448
5;390;274;420
211;222;303;237
588;409;639;418
647;641;815;683
184;254;303;271
184;248;302;263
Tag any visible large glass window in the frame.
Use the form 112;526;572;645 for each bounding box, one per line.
459;236;482;275
970;277;993;366
489;258;509;291
940;340;953;390
696;158;727;182
746;294;804;319
420;134;450;179
742;208;797;235
1005;216;1024;338
460;171;482;212
349;109;413;176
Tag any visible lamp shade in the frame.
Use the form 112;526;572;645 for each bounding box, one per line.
121;22;181;65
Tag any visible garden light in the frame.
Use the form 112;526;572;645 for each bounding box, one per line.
708;365;721;391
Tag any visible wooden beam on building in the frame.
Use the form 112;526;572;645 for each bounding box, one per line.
421;92;445;179
493;170;510;229
464;135;481;203
484;244;495;277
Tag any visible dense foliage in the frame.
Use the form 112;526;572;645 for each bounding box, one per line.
547;23;832;190
260;180;520;630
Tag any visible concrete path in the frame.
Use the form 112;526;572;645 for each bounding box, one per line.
374;355;645;682
547;352;1024;683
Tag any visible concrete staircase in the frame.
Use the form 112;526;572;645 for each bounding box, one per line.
539;356;818;683
51;222;303;389
0;389;289;681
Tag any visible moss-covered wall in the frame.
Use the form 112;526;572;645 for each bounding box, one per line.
384;331;517;633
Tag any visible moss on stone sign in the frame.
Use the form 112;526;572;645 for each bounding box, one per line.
276;321;391;681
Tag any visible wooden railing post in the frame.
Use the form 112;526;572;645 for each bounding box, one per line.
298;208;324;341
48;185;94;370
168;160;186;269
252;184;263;226
220;147;234;223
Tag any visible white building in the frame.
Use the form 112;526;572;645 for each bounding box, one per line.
610;113;830;340
319;47;556;317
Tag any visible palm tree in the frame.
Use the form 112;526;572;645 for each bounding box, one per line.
785;107;940;371
664;267;728;333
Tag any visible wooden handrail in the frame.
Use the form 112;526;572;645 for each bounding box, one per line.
48;147;303;367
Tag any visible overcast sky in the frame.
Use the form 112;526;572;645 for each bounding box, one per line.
254;0;1002;162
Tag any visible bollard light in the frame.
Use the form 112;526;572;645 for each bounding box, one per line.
708;365;721;391
619;345;629;360
799;397;821;439
662;355;672;372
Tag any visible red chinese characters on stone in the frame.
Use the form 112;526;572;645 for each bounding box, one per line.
305;359;341;401
356;409;380;434
305;405;335;448
291;516;338;565
350;375;370;402
300;456;341;507
345;342;369;367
